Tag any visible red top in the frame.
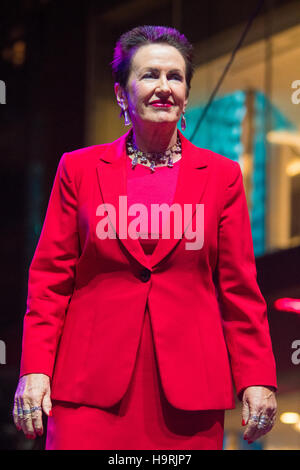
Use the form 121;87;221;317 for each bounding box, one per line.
126;155;181;256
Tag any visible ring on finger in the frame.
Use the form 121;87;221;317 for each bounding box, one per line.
30;406;42;413
23;406;42;415
248;414;260;423
257;415;270;429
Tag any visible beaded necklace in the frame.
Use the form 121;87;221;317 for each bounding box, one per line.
126;132;182;173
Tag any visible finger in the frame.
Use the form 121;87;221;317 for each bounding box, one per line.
30;386;52;437
253;401;277;438
42;388;52;417
242;396;255;439
247;408;276;443
247;423;264;443
20;396;36;438
249;419;272;443
31;407;44;437
243;402;262;442
255;407;277;439
244;415;260;442
12;399;19;427
12;398;22;431
17;396;29;436
241;399;250;426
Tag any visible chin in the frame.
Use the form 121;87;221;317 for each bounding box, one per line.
146;115;177;125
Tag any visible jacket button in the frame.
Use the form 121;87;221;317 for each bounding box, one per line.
140;268;151;282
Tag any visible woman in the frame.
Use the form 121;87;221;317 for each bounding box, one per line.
13;25;277;450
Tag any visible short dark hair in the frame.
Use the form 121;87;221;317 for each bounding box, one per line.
111;25;194;97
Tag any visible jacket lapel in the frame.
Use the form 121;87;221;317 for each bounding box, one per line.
96;129;209;269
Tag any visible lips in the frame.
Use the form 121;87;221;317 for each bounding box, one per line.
150;100;173;107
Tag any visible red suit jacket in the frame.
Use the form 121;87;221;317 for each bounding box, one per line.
20;129;277;410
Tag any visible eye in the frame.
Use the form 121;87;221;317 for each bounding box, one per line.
169;73;183;81
142;72;156;79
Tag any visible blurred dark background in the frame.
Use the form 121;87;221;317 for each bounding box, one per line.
0;0;299;450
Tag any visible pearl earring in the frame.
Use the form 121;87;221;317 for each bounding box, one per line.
181;113;186;131
123;108;131;126
120;99;131;126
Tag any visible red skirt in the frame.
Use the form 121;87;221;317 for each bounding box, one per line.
45;308;224;450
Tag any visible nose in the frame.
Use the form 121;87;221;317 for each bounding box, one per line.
156;74;171;94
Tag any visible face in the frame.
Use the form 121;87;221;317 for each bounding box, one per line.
115;43;188;128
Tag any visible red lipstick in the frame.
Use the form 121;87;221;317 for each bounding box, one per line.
150;101;172;108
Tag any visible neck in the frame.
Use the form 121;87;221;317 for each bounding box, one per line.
132;122;178;153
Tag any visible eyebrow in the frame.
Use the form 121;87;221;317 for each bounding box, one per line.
140;67;184;75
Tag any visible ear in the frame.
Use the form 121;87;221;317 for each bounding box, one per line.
114;83;128;110
183;94;188;114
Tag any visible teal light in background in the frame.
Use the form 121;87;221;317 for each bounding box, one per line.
180;91;246;162
237;432;264;450
252;91;297;256
181;90;297;256
223;431;265;450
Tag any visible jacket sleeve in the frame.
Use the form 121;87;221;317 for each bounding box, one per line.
19;152;80;379
215;161;277;400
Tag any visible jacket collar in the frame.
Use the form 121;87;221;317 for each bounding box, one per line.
98;128;209;169
96;129;209;269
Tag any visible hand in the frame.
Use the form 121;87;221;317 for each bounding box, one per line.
13;373;52;439
241;385;277;445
